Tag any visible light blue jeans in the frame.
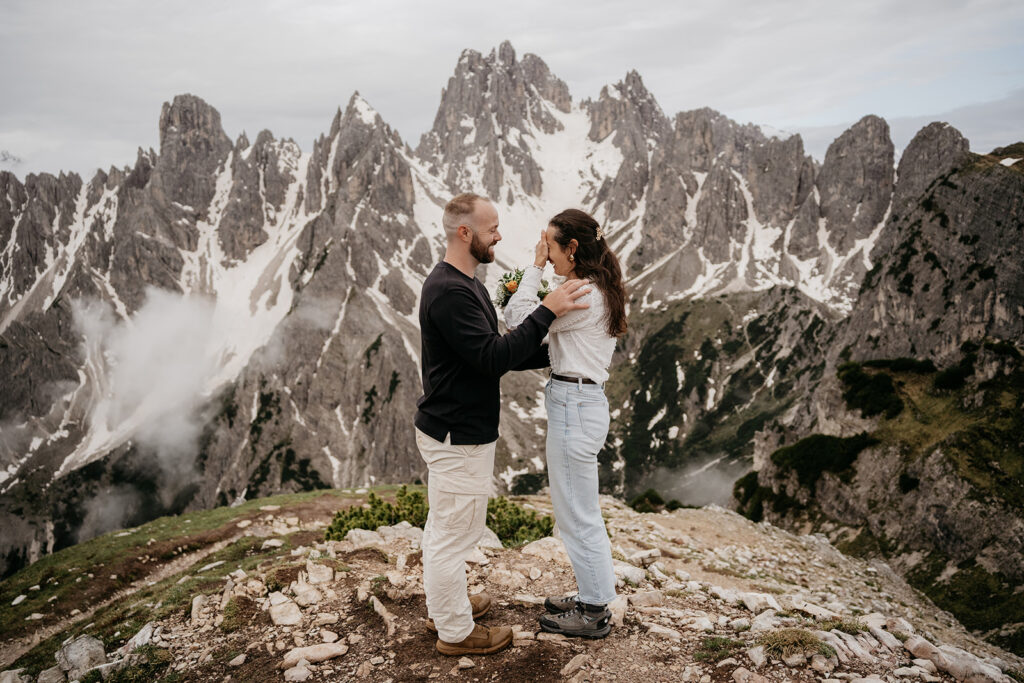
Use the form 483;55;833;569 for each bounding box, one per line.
545;377;617;606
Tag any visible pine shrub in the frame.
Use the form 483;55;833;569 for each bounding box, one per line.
323;486;553;548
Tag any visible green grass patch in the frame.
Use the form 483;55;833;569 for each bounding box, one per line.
693;636;745;662
818;618;867;634
756;628;834;658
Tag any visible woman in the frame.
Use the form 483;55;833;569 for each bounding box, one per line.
504;208;627;639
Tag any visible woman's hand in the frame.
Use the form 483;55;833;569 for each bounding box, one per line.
534;229;549;268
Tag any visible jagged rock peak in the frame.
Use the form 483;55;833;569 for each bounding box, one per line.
344;91;382;126
816;114;894;249
158;94;230;153
329;92;403;150
894;121;971;208
421;41;569;150
587;70;669;144
414;42;569;197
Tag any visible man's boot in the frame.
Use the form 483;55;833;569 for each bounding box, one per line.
538;602;612;639
425;593;492;632
435;623;513;656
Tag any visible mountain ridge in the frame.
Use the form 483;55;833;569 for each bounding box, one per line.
0;41;1020;607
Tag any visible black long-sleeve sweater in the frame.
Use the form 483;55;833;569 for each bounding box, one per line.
414;261;553;445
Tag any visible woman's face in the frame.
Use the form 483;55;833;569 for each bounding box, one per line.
546;225;576;278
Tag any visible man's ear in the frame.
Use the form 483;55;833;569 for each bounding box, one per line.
459;225;473;243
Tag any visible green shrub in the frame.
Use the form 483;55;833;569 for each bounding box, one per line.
323;486;553;548
485;496;554;547
838;363;903;418
770;433;879;490
324;486;428;540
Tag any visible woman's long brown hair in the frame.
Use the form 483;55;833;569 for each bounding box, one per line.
549;208;628;337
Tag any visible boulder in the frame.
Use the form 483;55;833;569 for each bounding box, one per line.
936;644;1005;682
345;528;385;547
477;527;504;549
268;591;303;626
739;592;781;613
36;666;65;683
628;590;664;607
612;560;646;585
305;560;334;585
608;595;629;627
732;667;769;683
377;521;423;544
644;623;681;640
55;635;107;680
284;666;311;681
281;643;349;668
521;537;570;564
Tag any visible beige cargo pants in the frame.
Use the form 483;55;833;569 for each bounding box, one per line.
415;427;495;643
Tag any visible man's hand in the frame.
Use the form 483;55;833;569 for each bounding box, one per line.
534;229;549;268
541;278;590;317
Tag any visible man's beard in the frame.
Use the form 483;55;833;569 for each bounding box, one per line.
470;231;495;264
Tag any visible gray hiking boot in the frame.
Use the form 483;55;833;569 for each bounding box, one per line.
538;602;612;639
543;594;578;614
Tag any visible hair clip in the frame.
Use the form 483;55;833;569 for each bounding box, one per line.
595;226;605;240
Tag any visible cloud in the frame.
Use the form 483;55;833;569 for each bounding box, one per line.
76;484;142;542
636;456;751;507
71;287;218;477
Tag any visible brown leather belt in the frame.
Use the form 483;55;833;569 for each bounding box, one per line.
551;373;597;385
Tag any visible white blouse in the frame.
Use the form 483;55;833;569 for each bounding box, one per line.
503;265;616;384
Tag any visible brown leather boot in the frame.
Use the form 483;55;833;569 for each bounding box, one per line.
435;623;513;656
424;592;492;633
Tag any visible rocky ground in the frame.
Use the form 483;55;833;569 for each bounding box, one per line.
2;489;1021;682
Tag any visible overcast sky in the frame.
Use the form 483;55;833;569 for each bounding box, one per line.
2;0;1023;179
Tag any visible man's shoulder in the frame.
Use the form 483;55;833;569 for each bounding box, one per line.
422;263;484;311
424;263;476;294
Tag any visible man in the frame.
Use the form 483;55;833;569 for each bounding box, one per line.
415;193;590;656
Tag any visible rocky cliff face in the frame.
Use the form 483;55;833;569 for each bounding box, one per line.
1;40;1021;611
733;139;1024;656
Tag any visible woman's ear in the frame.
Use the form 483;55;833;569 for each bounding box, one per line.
569;238;579;255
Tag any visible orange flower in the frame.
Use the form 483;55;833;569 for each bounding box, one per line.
505;281;519;293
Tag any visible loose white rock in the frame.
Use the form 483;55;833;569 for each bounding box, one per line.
281;643;349;668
